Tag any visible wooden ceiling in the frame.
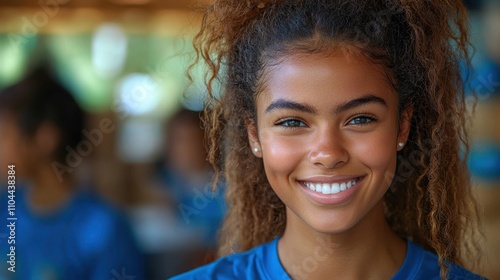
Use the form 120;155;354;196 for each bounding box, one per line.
0;0;211;10
0;0;210;34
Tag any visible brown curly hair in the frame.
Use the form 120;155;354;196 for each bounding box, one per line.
192;0;482;278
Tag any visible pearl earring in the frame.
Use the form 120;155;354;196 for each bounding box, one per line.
398;142;405;148
253;147;259;153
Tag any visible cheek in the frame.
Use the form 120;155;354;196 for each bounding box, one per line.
351;128;398;184
260;130;304;182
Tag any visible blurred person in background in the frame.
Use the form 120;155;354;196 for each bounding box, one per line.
466;0;500;96
155;108;225;275
467;1;500;279
469;96;500;280
0;67;145;280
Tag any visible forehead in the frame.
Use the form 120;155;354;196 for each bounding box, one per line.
257;51;396;108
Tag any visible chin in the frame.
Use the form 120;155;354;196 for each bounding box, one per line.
301;213;361;235
312;222;357;235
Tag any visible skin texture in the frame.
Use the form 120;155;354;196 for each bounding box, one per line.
247;52;411;279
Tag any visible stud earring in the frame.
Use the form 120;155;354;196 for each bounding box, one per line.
398;142;405;148
253;147;259;153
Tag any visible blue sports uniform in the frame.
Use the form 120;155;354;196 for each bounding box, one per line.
0;186;144;280
170;237;485;280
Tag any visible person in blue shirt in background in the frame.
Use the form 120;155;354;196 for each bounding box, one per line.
155;109;225;276
159;109;225;248
171;0;487;279
0;67;144;280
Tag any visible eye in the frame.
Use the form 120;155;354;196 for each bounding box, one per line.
348;116;376;125
276;118;306;128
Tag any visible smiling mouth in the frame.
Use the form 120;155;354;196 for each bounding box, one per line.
301;177;363;195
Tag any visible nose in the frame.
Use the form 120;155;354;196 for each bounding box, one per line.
308;126;349;169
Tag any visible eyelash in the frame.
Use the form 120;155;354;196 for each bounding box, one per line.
275;117;306;129
347;114;377;126
275;114;377;129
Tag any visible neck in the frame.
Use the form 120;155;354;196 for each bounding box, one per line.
278;201;406;280
27;162;75;213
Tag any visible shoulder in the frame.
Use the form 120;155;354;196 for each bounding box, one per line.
169;253;255;280
74;192;122;222
446;262;486;280
68;192;138;252
69;192;125;235
170;239;281;280
393;240;486;280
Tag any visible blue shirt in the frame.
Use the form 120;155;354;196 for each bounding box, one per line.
158;168;226;246
170;237;484;280
0;187;145;280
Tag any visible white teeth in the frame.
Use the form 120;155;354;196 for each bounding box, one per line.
332;183;340;194
322;184;331;194
304;179;359;195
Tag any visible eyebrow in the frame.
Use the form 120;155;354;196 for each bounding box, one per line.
264;94;387;114
334;94;387;114
265;99;316;114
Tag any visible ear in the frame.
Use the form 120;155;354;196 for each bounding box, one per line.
397;106;413;151
246;117;262;158
34;122;61;160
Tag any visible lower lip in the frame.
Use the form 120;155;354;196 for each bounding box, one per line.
299;177;364;205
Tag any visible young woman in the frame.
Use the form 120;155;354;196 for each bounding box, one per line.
172;0;485;279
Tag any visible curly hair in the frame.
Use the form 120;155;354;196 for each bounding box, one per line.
192;0;482;278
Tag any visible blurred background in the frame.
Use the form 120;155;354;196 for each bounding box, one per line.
0;0;498;279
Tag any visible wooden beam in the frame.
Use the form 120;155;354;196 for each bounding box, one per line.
0;0;211;10
0;7;202;35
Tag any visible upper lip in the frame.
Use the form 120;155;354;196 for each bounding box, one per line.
298;175;364;184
